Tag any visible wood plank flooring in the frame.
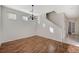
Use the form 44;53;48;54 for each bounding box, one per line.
0;35;79;53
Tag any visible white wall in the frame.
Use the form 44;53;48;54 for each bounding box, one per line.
1;6;66;44
0;6;2;44
75;18;79;34
1;6;36;43
37;14;63;42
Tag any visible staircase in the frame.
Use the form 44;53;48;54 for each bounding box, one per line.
46;11;67;42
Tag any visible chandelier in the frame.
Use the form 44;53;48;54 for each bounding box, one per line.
28;5;38;20
32;5;34;20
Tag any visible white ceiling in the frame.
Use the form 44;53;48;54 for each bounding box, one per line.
4;5;79;18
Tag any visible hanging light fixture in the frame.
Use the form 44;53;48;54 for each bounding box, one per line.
28;5;38;20
32;5;34;20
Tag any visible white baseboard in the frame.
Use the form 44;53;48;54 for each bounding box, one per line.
1;34;36;44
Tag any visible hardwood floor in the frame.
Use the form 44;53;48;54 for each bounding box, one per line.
0;35;79;53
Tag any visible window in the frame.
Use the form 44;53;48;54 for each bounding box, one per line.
8;13;16;20
37;19;40;24
22;16;28;21
37;17;40;24
49;26;54;33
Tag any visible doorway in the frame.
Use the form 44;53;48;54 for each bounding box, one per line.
68;21;75;35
